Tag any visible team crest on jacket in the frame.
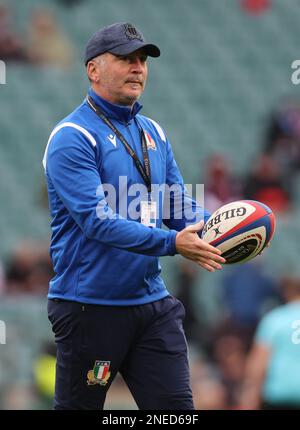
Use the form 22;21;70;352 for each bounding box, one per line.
87;360;111;386
143;130;157;150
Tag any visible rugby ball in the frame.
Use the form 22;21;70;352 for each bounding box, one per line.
202;200;276;264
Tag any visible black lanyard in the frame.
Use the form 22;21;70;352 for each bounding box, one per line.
86;95;152;194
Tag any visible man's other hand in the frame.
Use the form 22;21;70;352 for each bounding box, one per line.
175;221;226;272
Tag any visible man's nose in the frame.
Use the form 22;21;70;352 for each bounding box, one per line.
130;58;144;72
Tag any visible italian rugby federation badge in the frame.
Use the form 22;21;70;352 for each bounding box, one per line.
87;360;111;386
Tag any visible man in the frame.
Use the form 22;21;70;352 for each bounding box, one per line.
43;22;225;410
240;275;300;410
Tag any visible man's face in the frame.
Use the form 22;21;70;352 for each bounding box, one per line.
88;48;148;107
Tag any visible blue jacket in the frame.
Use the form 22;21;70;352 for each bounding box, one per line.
43;88;210;305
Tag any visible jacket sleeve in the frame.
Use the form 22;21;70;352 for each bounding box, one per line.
163;138;211;231
45;126;177;256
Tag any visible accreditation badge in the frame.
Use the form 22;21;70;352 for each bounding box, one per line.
141;200;157;228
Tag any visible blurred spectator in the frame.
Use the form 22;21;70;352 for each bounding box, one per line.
33;341;56;409
243;154;292;215
0;5;28;62
2;384;37;410
5;241;53;295
203;154;242;213
191;357;227;410
211;334;247;408
26;9;74;68
204;260;280;408
264;101;300;179
214;259;280;351
240;275;300;410
240;0;271;16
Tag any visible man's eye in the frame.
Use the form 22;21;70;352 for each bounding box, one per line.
117;55;147;63
117;55;129;61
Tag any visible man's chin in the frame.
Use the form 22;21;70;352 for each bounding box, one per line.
119;91;141;106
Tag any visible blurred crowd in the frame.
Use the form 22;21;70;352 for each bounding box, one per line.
1;98;300;410
0;4;74;67
183;99;300;409
1;0;300;410
203;100;300;216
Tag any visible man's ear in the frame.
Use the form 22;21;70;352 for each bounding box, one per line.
87;61;99;83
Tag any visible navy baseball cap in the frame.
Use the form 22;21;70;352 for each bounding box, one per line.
84;22;160;65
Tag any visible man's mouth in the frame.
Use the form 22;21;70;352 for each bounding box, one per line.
126;80;143;85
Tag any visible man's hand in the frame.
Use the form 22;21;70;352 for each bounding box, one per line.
175;220;226;272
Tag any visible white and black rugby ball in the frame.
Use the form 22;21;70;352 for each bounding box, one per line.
202;200;276;264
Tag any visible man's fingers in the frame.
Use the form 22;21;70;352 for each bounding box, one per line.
184;253;225;271
192;235;226;262
185;220;204;233
198;251;226;264
197;257;223;270
198;262;216;272
195;240;224;258
176;220;227;269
